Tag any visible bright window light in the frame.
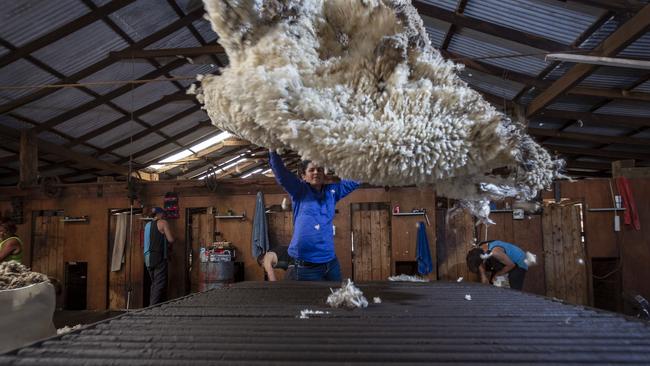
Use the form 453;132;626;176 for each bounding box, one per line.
198;158;248;179
190;131;232;152
159;149;193;163
262;169;271;174
149;164;165;170
241;168;263;179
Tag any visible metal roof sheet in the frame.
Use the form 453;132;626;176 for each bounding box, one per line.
86;121;147;149
145;27;202;50
159;113;205;136
619;32;650;59
109;1;179;42
563;124;632;136
595;101;650;118
0;115;32;130
602;144;650;153
37;131;69;145
547;96;602;112
191;19;218;43
113;133;166;157
53;105;125;138
69;145;99;156
579;16;618;50
31;22;129;77
78;62;156;95
13;88;94;122
544;62;573;81
0;0;88;47
0;59;60;102
579;67;642;88
448;31;548;76
134;142;178;165
176;126;218;145
418;0;459;12
633;80;650;93
110;79;181;111
138;101;197;125
460;68;525;100
463;0;601;45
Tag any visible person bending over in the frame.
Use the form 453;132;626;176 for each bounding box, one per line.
257;246;294;281
466;240;528;290
269;151;359;281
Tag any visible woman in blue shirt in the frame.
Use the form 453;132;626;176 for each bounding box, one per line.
269;151;360;281
466;240;528;290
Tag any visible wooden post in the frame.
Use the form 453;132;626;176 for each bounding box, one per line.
19;130;38;187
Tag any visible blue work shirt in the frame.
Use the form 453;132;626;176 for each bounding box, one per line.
269;152;359;263
488;240;528;270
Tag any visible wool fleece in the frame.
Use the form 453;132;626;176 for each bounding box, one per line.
197;0;563;219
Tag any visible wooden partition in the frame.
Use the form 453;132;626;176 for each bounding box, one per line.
31;210;65;308
107;211;145;310
436;207;477;283
542;203;589;305
351;203;391;281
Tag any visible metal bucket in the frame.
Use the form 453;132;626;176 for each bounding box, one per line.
198;261;234;292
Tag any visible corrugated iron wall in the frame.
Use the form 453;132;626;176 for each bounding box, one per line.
3;281;650;365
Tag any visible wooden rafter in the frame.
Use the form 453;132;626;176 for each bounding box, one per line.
569;0;646;12
413;1;572;52
539;110;650;128
544;144;650;161
526;4;650;117
528;127;649;146
110;45;226;59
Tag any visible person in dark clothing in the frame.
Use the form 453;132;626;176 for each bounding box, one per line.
257;246;294;281
466;240;528;290
144;207;174;305
269;151;359;281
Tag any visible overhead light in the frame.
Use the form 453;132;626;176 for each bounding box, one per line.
545;53;650;70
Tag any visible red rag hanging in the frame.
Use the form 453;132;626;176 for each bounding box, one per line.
615;177;641;231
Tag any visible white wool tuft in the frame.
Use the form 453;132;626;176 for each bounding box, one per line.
198;0;564;220
387;274;429;282
326;279;368;309
464;294;472;301
456;277;463;282
524;251;537;266
299;309;328;319
373;297;382;304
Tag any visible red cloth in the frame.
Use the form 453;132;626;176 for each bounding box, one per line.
615;177;641;231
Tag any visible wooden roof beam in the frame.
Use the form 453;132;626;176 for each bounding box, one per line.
413;1;572;52
538;110;650;128
528;127;649;145
110;45;226;59
544;144;650;161
526;4;650;117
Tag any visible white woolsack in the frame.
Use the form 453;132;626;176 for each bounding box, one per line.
198;0;564;220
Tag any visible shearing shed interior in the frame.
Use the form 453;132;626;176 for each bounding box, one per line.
1;0;650;364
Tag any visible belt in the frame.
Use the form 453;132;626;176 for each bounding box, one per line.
294;259;322;267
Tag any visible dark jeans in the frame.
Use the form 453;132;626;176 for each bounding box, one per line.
295;257;341;281
147;260;168;305
508;266;527;290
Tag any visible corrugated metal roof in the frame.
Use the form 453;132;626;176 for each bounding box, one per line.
633;80;650;93
113;133;166;157
0;45;8;58
619;32;650;59
86;121;146;149
69;145;99;156
78;62;156;95
176;126;218;145
134;142;178;165
13;88;94;122
145;27;202;50
418;0;459;11
459;68;525;100
97;154;120;163
602;144;650;153
31;22;129;77
463;0;601;45
109;1;179;42
0;59;60;101
544;62;574;81
0;0;88;47
547;96;602;112
54;105;125;138
0;115;32;130
579;67;641;88
595;101;650;118
37;131;69;145
191;19;218;43
160;119;200;137
448;30;548;76
420;16;450;48
5;282;650;365
110;79;181;111
138;101;197;125
563;124;632;136
579;16;618;50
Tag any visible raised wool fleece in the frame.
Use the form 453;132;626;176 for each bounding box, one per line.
198;0;563;215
